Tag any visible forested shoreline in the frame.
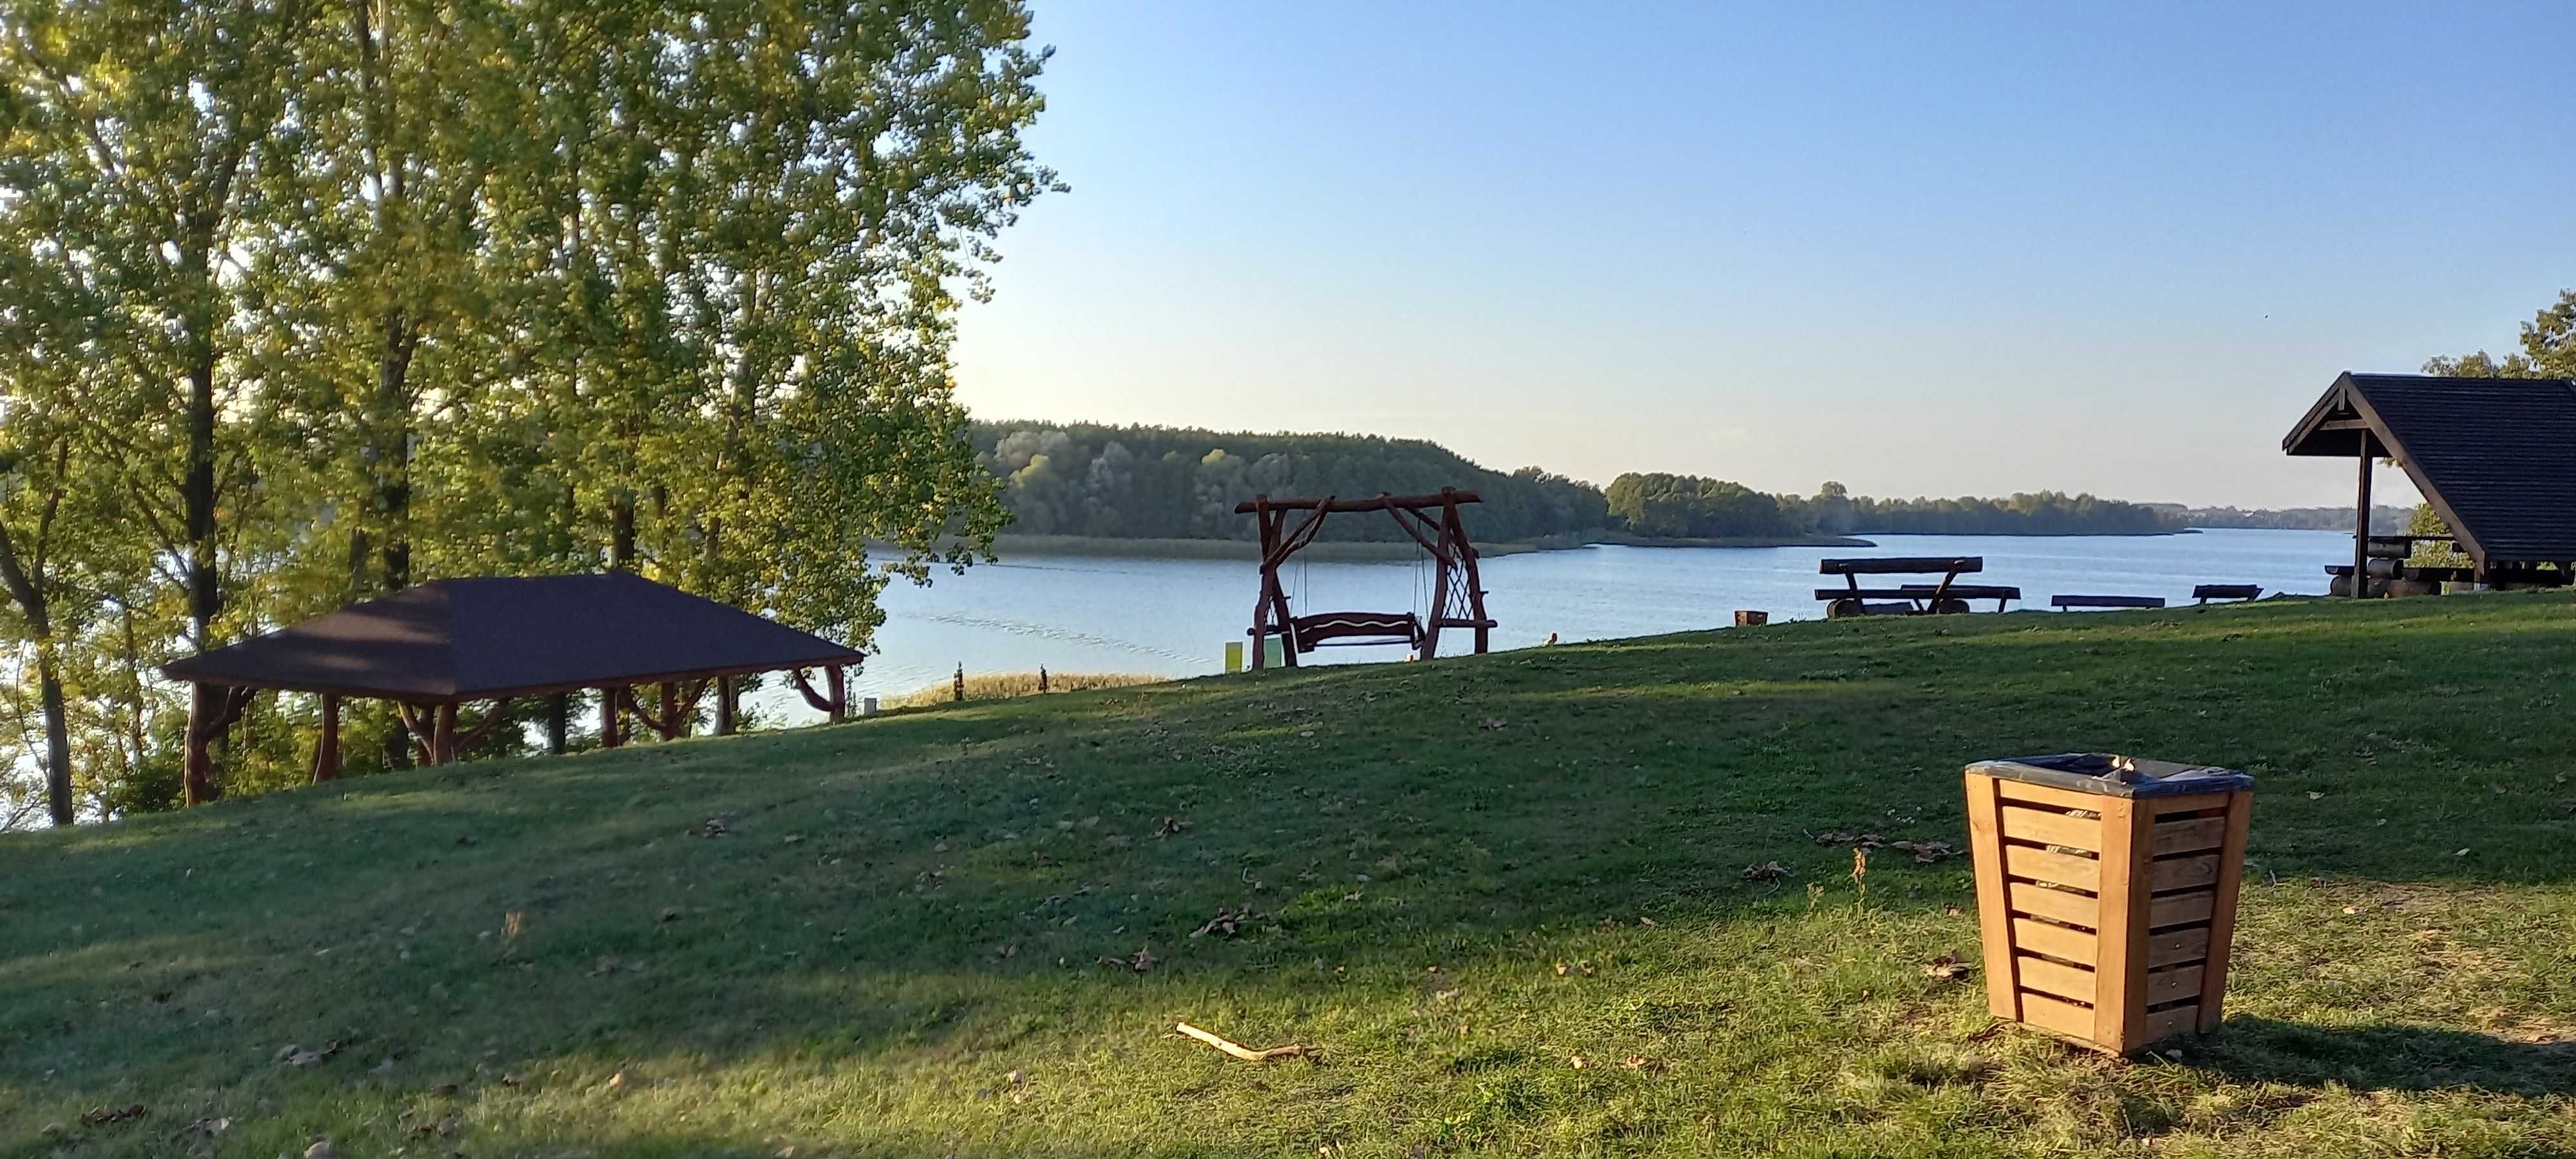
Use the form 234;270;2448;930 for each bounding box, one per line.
969;424;2211;546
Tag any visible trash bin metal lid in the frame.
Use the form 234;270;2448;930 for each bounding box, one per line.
1966;753;2253;798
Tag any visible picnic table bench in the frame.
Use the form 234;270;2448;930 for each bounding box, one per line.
2050;594;2166;610
1815;557;2018;616
2191;584;2262;603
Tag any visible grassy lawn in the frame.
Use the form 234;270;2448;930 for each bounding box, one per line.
5;595;2575;1156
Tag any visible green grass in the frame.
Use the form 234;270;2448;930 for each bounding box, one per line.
6;595;2576;1156
886;670;1167;710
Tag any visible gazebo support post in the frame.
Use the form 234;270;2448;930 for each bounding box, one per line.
600;686;623;748
2351;442;2373;598
432;703;459;765
827;666;846;724
715;677;736;735
182;683;254;806
309;693;342;784
546;693;570;755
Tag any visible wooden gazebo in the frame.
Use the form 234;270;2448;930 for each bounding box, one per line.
160;574;863;804
2283;372;2576;591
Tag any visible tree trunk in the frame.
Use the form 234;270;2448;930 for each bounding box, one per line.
185;359;220;647
547;692;570;755
36;653;70;825
610;491;637;570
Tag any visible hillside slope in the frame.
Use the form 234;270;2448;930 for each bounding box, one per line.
5;598;2575;1156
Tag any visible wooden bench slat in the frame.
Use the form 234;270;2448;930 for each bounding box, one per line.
1818;556;1982;574
2050;594;2166;609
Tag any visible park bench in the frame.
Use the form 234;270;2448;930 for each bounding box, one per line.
2191;584;2262;603
2050;594;2167;610
1815;557;2019;617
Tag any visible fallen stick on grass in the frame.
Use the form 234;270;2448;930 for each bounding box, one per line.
1175;1021;1307;1061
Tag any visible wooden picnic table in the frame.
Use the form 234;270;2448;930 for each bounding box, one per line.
1815;557;2018;616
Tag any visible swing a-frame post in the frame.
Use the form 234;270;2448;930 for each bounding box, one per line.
1235;489;1496;669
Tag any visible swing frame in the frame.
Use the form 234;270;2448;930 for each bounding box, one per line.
1235;489;1495;668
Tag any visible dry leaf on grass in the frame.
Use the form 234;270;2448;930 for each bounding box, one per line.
1741;861;1792;882
693;818;729;837
1190;906;1251;939
1153;816;1189;838
1922;954;1972;981
79;1104;145;1127
1479;717;1508;731
1812;831;1886;848
1889;840;1956;863
1096;945;1157;972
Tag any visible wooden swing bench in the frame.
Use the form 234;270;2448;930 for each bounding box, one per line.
1237;489;1495;668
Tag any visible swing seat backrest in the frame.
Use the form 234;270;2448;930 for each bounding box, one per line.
1290;611;1421;651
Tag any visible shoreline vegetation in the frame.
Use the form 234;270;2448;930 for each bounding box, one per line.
965;423;2340;551
976;531;1879;559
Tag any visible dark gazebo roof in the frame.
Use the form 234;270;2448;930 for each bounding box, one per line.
2283;372;2576;567
161;574;864;703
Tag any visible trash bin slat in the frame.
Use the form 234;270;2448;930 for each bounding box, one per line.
2004;843;2101;891
2136;1003;2198;1046
2147;791;2237;816
2007;881;2099;928
2152;816;2227;854
2011;916;2098;966
2016;954;2095;1003
1999;806;2099;852
2146;965;2202;1006
2018;991;2096;1040
2147;927;2210;968
1994;778;2105;812
2148;854;2219;892
2147;890;2215;928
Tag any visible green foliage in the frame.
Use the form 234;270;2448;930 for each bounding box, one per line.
968;422;1612;543
6;597;2576;1153
0;0;1052;820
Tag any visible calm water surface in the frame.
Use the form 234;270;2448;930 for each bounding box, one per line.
817;529;2345;706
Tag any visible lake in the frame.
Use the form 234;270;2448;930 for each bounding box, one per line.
813;528;2348;710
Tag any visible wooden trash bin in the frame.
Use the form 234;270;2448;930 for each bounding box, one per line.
1964;753;2254;1053
1734;610;1769;627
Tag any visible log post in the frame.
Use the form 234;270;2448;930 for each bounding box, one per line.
2351;440;2374;598
432;702;459;765
715;677;736;735
829;665;848;723
600;686;623;748
547;692;570;755
310;693;342;784
184;683;219;805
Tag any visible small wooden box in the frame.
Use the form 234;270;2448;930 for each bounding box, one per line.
1734;610;1770;627
1964;756;2253;1053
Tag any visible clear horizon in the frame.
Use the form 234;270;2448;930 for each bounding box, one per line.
949;2;2571;509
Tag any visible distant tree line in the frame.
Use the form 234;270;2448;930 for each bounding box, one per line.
969;424;1613;543
2150;505;2414;533
1605;476;2173;538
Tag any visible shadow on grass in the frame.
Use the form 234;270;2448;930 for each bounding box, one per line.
2198;1016;2576;1095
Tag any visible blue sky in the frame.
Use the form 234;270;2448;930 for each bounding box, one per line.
949;2;2573;508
